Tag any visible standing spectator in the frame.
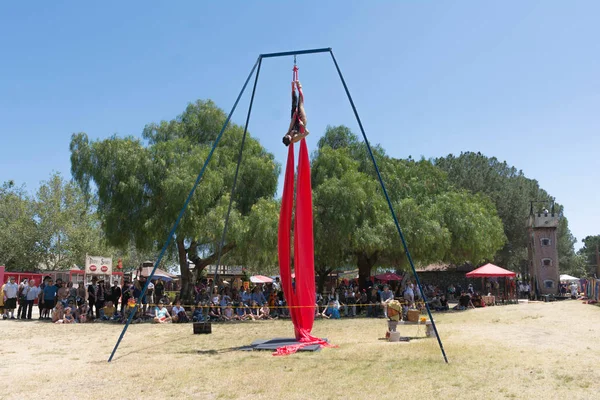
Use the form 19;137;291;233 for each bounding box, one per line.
3;277;19;319
66;282;77;305
41;278;58;319
121;281;132;314
570;282;579;299
380;285;394;318
134;277;148;313
38;277;50;319
0;281;4;318
104;281;113;310
111;281;121;310
146;280;155;305
96;279;106;314
57;279;69;307
21;279;41;320
87;277;98;319
76;282;86;306
154;279;164;305
16;279;28;319
367;286;380;318
403;283;415;308
272;277;281;292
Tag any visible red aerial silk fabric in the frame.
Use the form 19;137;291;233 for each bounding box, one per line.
274;139;331;356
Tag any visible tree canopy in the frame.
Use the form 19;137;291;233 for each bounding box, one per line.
0;181;39;271
70;100;281;301
434;152;579;274
312;127;506;289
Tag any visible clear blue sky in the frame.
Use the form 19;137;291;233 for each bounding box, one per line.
1;1;598;249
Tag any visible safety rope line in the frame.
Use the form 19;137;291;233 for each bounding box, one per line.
123;301;428;309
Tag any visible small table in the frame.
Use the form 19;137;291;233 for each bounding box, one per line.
398;320;435;337
482;295;496;306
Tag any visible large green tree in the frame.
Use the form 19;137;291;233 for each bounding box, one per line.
70;100;280;302
578;235;600;277
0;181;39;271
312;127;506;289
35;172;107;270
434;152;578;273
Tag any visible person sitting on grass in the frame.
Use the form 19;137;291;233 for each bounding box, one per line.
438;295;449;311
78;302;89;323
322;300;341;319
208;300;222;321
153;302;172;323
249;300;261;320
101;301;117;321
62;307;75;324
429;295;446;311
52;302;65;323
192;304;205;322
222;302;235;321
237;302;255;321
122;297;141;323
259;302;273;320
171;300;189;323
453;292;471;311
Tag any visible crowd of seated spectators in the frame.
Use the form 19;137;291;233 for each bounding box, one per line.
1;274;468;325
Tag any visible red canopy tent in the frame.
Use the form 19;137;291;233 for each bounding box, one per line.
374;272;403;281
466;263;516;278
466;263;517;304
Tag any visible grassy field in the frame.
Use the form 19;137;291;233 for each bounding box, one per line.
1;300;599;400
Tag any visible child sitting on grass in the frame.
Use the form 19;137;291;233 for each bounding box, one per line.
153;302;172;324
222;303;235;321
78;302;89;323
101;301;117;321
52;302;65;323
259;302;273;320
62;307;75;324
322;300;341;319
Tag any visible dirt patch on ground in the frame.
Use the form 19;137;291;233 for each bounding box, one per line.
1;300;598;399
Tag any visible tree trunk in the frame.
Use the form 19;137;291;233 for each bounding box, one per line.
357;252;378;291
177;239;194;304
178;239;237;304
316;267;333;295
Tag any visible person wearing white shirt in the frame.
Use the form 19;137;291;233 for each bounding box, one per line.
3;277;19;319
570;283;579;298
403;284;415;308
21;279;41;320
147;281;155;305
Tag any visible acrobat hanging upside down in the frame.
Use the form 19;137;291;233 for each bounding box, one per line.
282;65;309;146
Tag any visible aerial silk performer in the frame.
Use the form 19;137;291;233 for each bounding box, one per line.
275;63;331;356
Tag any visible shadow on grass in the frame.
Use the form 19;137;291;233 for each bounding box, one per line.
377;336;431;341
106;336;189;362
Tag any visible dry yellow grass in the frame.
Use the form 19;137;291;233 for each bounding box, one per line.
1;300;599;400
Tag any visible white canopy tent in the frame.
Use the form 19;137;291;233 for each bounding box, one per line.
559;274;580;282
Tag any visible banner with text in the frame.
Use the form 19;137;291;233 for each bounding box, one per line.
85;256;113;275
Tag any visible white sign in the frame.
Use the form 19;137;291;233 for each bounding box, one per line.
205;265;244;275
85;256;112;275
